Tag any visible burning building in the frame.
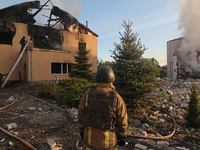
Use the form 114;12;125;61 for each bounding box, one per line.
167;1;200;80
167;37;200;79
0;1;98;87
167;38;182;80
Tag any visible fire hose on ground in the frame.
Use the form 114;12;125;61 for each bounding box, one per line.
75;108;177;149
0;100;37;150
127;109;177;140
0;95;177;150
0;100;16;111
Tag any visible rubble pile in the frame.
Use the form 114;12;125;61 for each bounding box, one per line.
67;108;78;122
127;78;200;150
155;78;200;119
67;78;200;150
1;78;200;149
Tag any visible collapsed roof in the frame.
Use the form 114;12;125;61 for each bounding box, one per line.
0;1;40;24
0;0;98;37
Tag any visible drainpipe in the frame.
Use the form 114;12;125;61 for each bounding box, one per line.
30;49;33;87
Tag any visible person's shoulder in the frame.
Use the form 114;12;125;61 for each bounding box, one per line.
113;91;124;100
112;90;120;96
85;88;95;94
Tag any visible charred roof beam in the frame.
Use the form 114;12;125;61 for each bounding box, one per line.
48;18;62;28
27;0;51;24
48;6;78;30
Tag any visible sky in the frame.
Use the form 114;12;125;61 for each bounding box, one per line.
0;0;182;66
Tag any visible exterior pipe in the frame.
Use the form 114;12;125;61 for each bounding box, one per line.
75;108;177;149
0;126;37;150
30;49;33;87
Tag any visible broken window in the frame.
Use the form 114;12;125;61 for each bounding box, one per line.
0;21;16;45
0;32;13;45
28;25;63;50
51;63;72;74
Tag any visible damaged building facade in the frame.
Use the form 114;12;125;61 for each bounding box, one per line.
167;37;200;79
0;1;98;86
167;38;183;80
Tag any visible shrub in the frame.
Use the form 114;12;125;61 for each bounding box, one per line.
57;78;95;108
185;81;200;127
38;78;95;108
38;82;59;100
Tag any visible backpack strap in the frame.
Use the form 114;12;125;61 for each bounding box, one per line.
85;94;89;107
113;97;117;112
84;88;95;109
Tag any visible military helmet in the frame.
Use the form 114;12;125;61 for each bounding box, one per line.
96;66;115;83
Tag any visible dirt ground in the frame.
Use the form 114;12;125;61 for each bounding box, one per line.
0;84;136;150
0;90;83;150
0;83;200;150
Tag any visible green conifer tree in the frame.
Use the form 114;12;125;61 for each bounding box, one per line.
110;20;163;109
97;58;111;69
185;81;200;127
70;39;93;80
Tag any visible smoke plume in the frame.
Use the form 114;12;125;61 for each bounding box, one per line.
49;0;81;16
34;0;81;26
177;0;200;72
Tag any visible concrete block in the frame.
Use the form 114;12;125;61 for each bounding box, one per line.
153;111;159;115
47;139;56;148
134;143;147;150
7;96;15;102
10;123;17;128
136;132;143;136
142;123;150;129
51;146;60;150
163;141;169;148
142;131;147;136
168;106;174;111
149;115;158;121
29;107;36;110
7;124;12;130
138;128;143;133
156;113;162;117
134;119;141;126
159;118;165;124
157;141;163;145
7;123;17;130
180;103;188;108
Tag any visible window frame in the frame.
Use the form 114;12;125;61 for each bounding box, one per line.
51;63;72;75
0;31;13;45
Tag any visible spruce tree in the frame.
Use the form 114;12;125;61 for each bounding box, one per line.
97;58;111;69
110;20;163;109
185;81;200;127
70;39;93;80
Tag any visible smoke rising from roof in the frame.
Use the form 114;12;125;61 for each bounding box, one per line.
34;0;81;26
177;0;200;72
49;0;81;16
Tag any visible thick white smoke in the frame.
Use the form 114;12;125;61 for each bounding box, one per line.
177;0;200;72
49;0;81;16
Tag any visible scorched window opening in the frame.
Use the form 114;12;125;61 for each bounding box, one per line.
0;32;13;45
51;63;72;74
